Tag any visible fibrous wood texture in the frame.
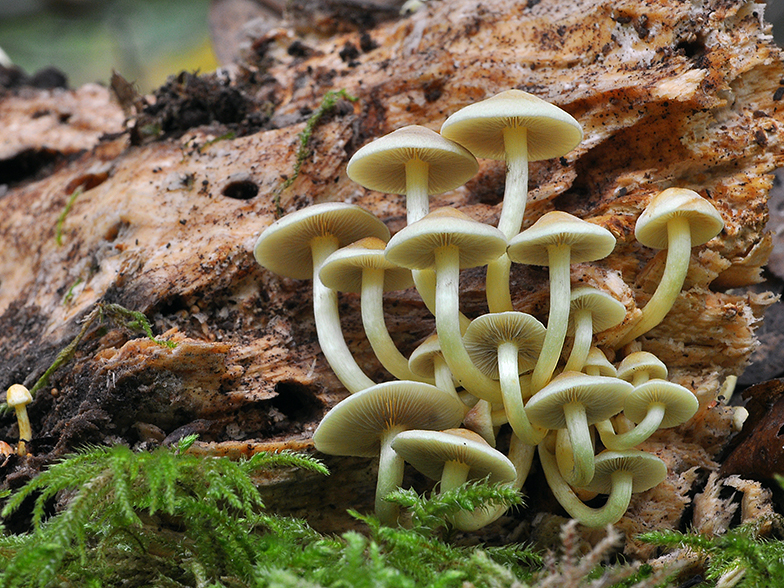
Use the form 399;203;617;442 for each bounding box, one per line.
0;0;782;557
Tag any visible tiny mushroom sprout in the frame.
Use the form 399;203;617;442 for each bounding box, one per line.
347;124;478;325
525;371;633;487
507;211;616;393
463;311;548;445
539;443;667;527
441;89;583;313
385;207;507;403
563;287;626;373
312;380;464;526
319;237;425;383
615;187;724;348
7;384;32;456
597;380;699;450
254;202;390;394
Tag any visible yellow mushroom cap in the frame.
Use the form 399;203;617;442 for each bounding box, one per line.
385;208;507;271
319;237;414;293
6;384;32;407
346;125;479;195
616;351;668;383
463;312;546;378
440;89;583;162
507;211;616;266
254;202;390;280
581;449;667;494
391;428;516;483
408;334;444;379
566;287;627;335
623;380;699;428
525;371;632;429
635;187;724;250
582;347;617;377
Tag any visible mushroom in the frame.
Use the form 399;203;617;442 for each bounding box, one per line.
525;371;632;487
463;312;547;445
581;347;617;377
615;187;724;347
253;202;389;393
319;237;425;383
539;443;667;527
346;125;479;322
596;380;699;450
563;287;626;372
507;211;616;392
440;90;583;313
6;384;32;456
385;208;507;403
616;351;668;386
312;380;464;525
408;333;467;405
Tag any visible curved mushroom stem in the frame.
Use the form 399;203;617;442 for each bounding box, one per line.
361;268;430;383
531;244;572;392
453;433;534;531
432;353;464;406
498;342;547;445
596;403;666;450
564;309;593;372
561;402;595;487
440;461;471;493
486;126;529;313
616;216;691;347
413;269;472;333
434;246;503;403
312;237;376;393
539;442;633;527
376;427;406;526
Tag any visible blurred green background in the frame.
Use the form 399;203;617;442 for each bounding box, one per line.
0;0;220;92
0;0;783;93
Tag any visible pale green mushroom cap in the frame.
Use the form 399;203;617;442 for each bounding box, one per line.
525;371;633;429
254;202;390;280
507;211;616;266
391;428;516;483
582;347;617;377
635;187;724;250
319;237;414;293
463;312;546;378
623;380;699;428
408;333;443;380
385;208;507;271
346;125;479;195
312;380;465;457
581;450;667;494
616;351;668;383
566;287;627;335
440;89;583;162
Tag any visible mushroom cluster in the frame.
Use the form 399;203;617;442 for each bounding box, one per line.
253;89;724;529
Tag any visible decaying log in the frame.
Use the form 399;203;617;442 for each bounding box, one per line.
0;0;782;558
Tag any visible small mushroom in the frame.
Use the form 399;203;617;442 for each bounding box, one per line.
582;347;617;377
507;212;616;392
319;237;424;383
385;208;507;403
539;443;667;527
253;203;389;393
7;384;32;456
525;371;632;487
463;312;547;445
441;90;583;312
313;380;464;525
615;187;724;347
563;287;626;372
616;351;668;386
408;333;465;405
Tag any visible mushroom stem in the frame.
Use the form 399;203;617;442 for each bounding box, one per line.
361;268;428;382
440;461;471;493
413;270;472;333
312;237;376;393
405;157;430;225
539;442;633;528
531;244;572;392
564;308;593;372
616;216;691;347
498;342;546;445
434;246;502;403
433;353;461;403
597;403;667;450
485;127;529;313
561;401;595;487
14;406;31;456
376;427;406;526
